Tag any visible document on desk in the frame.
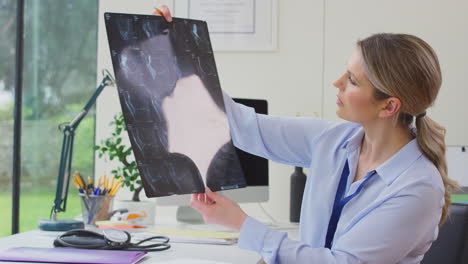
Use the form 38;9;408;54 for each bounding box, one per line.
134;229;239;245
0;247;147;264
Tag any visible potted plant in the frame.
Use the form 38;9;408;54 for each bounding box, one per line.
94;112;143;201
94;112;155;225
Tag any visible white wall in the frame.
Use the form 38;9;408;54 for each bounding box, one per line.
322;0;468;146
96;0;468;222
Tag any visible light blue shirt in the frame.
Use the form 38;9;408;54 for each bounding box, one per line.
223;93;445;264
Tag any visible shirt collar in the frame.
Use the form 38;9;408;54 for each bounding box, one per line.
342;126;423;186
375;139;422;185
341;126;364;151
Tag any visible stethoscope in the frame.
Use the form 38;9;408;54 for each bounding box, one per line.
54;228;171;252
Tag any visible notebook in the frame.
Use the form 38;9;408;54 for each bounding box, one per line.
0;247;147;264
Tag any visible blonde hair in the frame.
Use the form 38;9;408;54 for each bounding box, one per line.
357;33;458;226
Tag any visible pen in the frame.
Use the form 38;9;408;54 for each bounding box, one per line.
103;174;108;192
93;187;101;195
109;177;122;195
72;177;84;194
73;173;84;189
110;176;115;192
87;176;95;193
110;183;122;195
76;171;87;192
97;176;103;188
113;176;120;187
72;177;80;188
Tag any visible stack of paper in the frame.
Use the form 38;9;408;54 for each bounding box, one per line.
133;229;239;245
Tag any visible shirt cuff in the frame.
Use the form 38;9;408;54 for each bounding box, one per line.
238;216;269;253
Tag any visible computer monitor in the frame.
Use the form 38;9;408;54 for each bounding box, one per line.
156;98;269;216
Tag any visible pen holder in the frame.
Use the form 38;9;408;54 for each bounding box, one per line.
79;194;114;225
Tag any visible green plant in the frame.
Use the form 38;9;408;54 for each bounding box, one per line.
94;113;143;201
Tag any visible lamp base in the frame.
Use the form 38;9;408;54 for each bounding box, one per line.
38;219;84;231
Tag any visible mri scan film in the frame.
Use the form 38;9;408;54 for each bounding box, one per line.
105;13;246;197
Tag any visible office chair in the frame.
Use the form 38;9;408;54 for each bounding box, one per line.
421;203;468;264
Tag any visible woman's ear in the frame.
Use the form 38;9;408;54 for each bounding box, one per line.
379;97;401;119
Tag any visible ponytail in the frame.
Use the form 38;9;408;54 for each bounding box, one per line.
358;33;460;226
415;115;459;226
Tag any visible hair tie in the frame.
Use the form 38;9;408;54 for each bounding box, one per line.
416;111;426;119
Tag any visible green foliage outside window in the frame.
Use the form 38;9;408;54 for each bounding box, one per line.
0;0;99;236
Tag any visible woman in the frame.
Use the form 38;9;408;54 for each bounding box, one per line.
155;6;458;263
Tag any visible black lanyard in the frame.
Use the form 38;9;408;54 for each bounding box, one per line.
324;160;376;249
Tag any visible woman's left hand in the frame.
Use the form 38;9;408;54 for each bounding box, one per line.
191;187;248;231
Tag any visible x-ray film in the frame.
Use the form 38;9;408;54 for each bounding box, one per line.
104;13;246;197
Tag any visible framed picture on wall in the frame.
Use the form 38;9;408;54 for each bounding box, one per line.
174;0;278;51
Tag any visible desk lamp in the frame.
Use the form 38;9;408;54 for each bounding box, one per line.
39;70;115;231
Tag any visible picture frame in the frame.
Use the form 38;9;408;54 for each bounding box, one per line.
173;0;278;51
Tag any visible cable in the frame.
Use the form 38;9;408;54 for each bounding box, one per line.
257;203;300;231
258;203;277;224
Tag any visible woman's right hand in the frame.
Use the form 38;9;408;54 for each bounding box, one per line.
153;5;173;22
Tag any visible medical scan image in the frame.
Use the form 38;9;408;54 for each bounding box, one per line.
105;13;246;197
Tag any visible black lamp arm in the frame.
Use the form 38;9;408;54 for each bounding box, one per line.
51;70;115;218
69;74;114;129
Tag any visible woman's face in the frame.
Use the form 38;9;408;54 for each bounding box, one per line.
333;49;382;125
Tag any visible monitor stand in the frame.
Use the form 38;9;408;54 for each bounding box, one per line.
176;206;204;223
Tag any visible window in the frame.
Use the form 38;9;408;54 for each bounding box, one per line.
0;0;98;236
0;0;16;237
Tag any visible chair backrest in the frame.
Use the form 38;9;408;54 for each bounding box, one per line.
421;203;468;264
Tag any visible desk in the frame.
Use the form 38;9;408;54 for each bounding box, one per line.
0;223;299;263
